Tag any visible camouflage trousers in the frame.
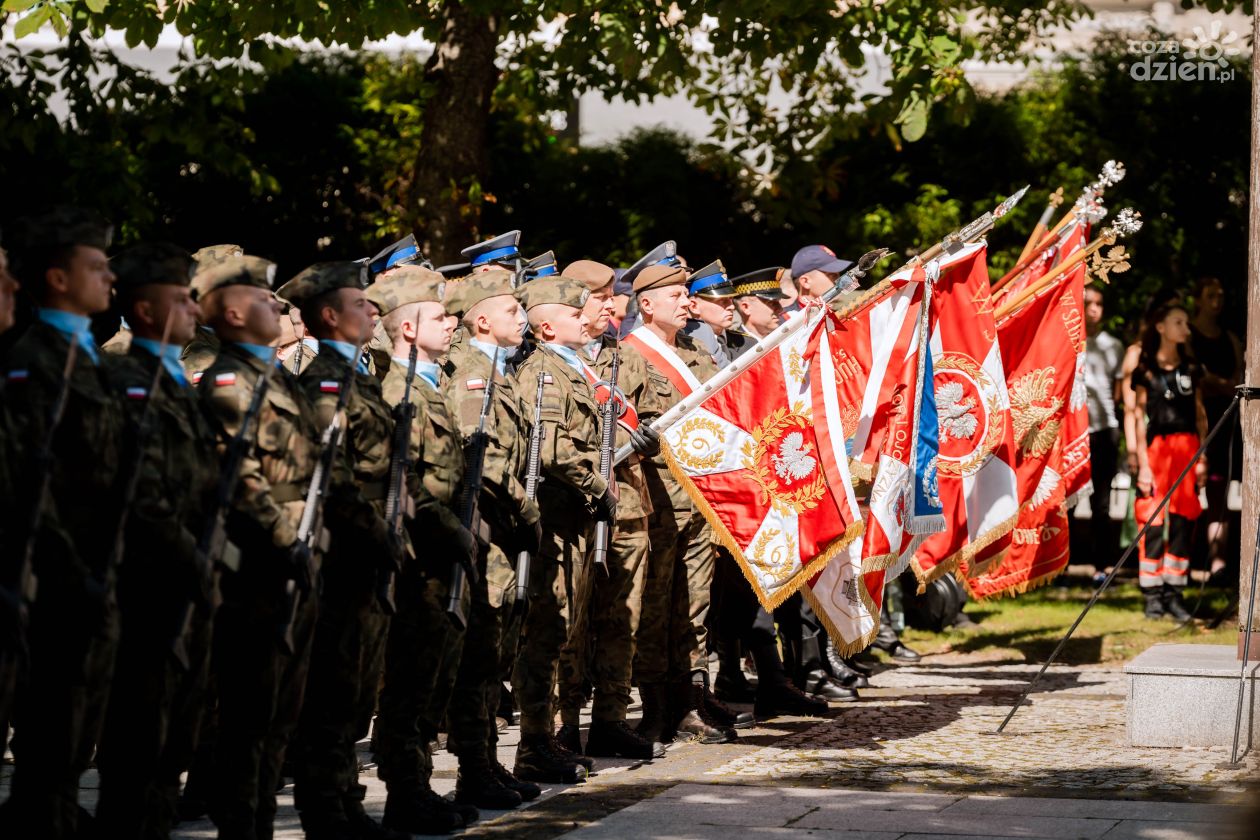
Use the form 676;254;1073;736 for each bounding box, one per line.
444;543;503;765
512;524;588;736
291;556;392;825
2;587;119;840
374;564;465;792
634;506;714;685
207;575;318;840
556;518;649;724
95;579;213;839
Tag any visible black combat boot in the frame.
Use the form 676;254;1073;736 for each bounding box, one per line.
749;642;828;719
554;722;583;756
635;682;669;744
824;638;870;689
382;787;466;836
513;733;588;784
672;677;736;744
585;719;664;760
1161;583;1193;622
549;730;594;771
714;640;757;703
491;759;541;802
455;753;523;811
1142;586;1166;619
343;783;411;840
699;671;754;729
795;635;859;702
871;607;921;663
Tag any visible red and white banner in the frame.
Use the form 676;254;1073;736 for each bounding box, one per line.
661;312;863;612
1055;220;1093;505
911;242;1020;589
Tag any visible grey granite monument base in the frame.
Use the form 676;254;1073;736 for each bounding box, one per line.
1124;643;1258;748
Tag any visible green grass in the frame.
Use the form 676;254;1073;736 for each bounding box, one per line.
899;581;1240;665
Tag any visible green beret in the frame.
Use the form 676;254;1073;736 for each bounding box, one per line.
366;265;446;315
632;263;687;294
518;276;590;311
13;207;113;253
445;269;517;318
276;261;367;307
191;255;277;301
111;243;197;295
192;243;244;273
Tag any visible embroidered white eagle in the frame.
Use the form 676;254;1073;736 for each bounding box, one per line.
772;432;817;482
936;380;979;442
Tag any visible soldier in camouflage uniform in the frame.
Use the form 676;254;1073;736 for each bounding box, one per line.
180;244;241;381
92;243;222;839
441;270;544;809
195;255;325;839
623;262;734;745
0;209;125;839
509;276;617;784
366;266;480;835
552;260;663;761
0;240;21;746
277;263;407;840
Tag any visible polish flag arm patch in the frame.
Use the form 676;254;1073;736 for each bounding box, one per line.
319;380;340;393
465;378;485;391
214;372;237;387
6;369;28;382
126;387;148;400
192;371;204;384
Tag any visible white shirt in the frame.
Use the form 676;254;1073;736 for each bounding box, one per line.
1085;330;1124;432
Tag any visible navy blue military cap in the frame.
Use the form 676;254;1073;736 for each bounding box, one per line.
687;260;735;300
368;234;431;282
731;266;787;300
460;230;521;269
523;250;557;281
621;241;680;290
612;268;633;297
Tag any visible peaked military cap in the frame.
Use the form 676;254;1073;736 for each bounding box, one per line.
563;259;615;292
518;276;589;311
368;234;432;282
436;262;471;279
14;207;114;253
632;263;687;294
523;250;557;281
191;255;277;301
460;230;521;269
192;243;244;273
731;266;787;300
444;269;518;319
276;261;369;307
366;264;446;315
111;243;197;294
687;260;735;299
621;240;680;290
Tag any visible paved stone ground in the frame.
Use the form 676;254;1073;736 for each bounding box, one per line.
3;650;1256;838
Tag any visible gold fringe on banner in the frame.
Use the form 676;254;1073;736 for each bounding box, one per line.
801;577;882;659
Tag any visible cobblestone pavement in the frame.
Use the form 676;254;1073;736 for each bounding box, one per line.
3;648;1255;838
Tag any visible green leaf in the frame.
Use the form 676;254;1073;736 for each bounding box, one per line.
14;5;52;38
2;0;41;13
895;93;929;143
84;0;108;12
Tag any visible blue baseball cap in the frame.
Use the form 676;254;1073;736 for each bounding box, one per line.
790;244;853;280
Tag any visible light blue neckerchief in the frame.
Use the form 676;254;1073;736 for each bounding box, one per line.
37;308;99;364
321;340;368;374
546;343;585;379
394;355;440;390
237;342;278;367
469;337;509;377
132;337;190;386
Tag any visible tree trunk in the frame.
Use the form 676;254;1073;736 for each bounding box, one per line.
1242;10;1259;661
410;1;499;264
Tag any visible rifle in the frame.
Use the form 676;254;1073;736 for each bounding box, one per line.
590;350;620;573
1;337;79;673
447;348;499;630
514;369;547;614
378;345;419;615
171;366;269;668
278;356;356;654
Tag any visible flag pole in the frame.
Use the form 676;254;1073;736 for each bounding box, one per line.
1016;187;1064;265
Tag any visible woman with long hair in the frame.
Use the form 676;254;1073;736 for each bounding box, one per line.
1130;301;1208;620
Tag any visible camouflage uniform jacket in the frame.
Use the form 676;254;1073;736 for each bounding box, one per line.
197;342;319;571
3;321;124;592
511;345;606;526
585;335;653;522
294;349;396;569
637;331;720;514
107;344;219;591
379;356;466;556
182;327;221;381
443;340;540;539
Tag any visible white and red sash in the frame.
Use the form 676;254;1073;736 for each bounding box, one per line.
622;325;702;397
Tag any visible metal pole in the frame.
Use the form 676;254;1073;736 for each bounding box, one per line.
1226;504;1259;766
